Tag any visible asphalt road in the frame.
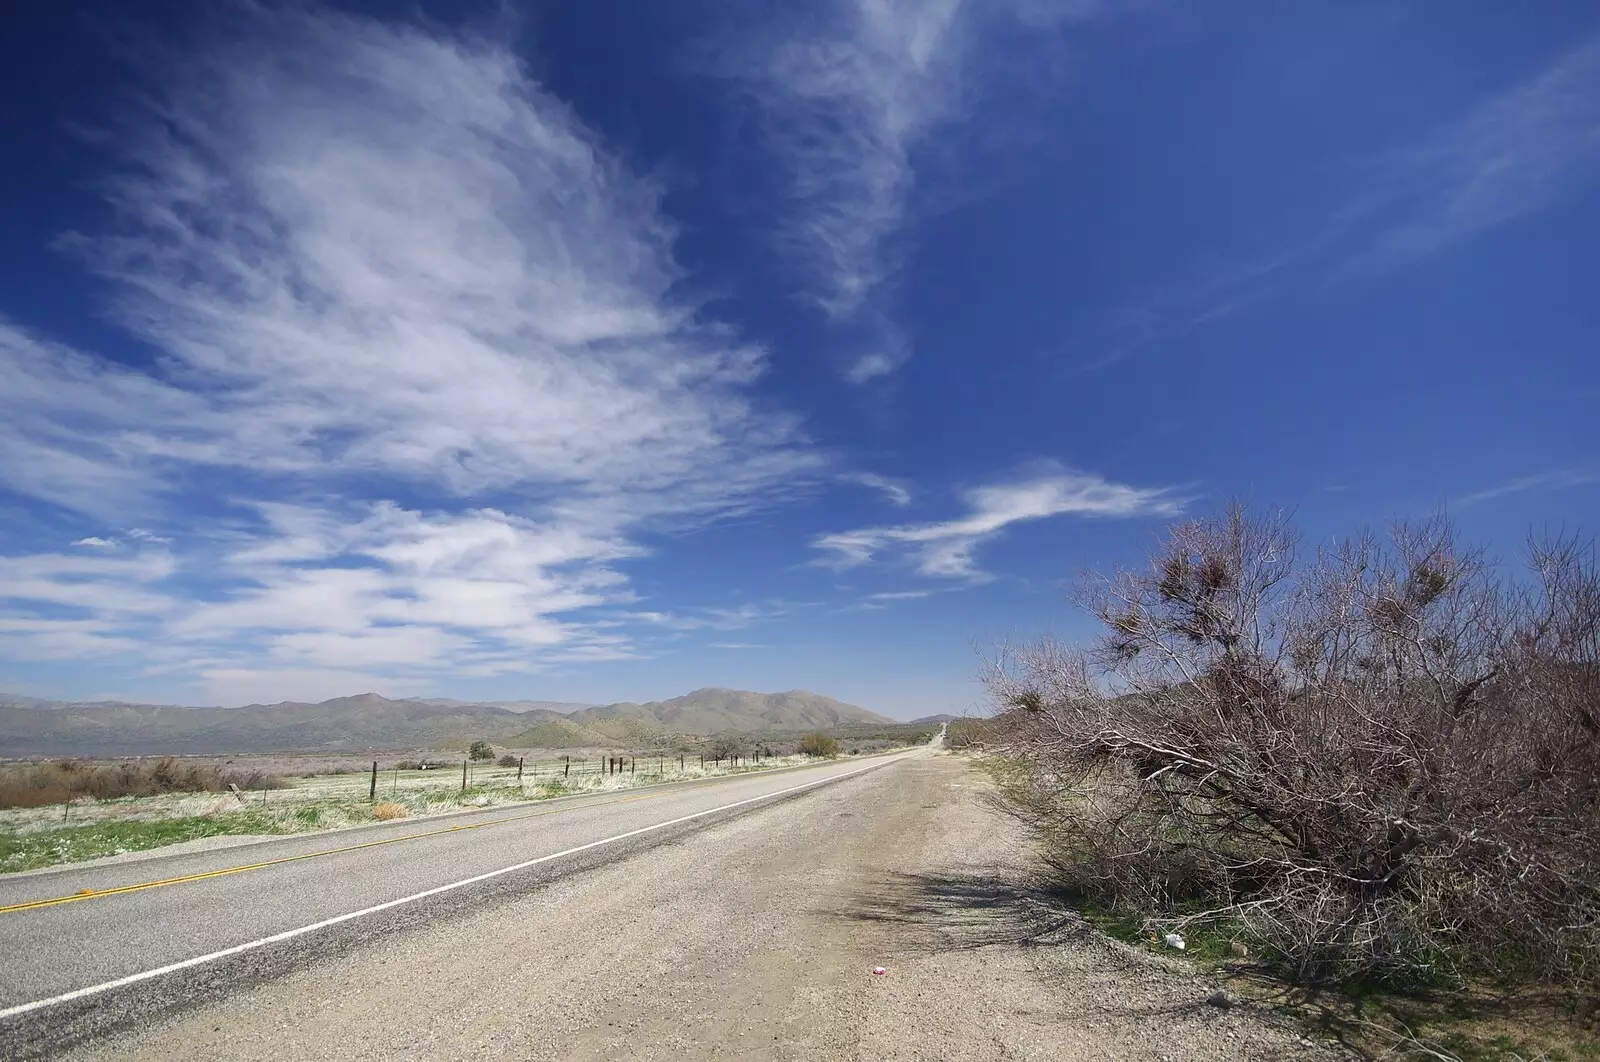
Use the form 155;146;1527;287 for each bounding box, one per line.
0;749;921;1058
16;749;1341;1062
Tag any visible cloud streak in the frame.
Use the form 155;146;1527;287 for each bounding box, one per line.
815;467;1183;580
1084;33;1600;365
720;1;1114;381
1455;470;1596;508
843;471;913;506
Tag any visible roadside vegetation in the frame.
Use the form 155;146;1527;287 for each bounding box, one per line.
0;813;281;873
798;732;841;758
0;757;287;809
0;732;929;874
975;504;1599;1057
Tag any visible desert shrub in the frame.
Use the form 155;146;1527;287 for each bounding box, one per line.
0;760;288;808
371;801;408;821
468;740;495;762
984;505;1600;991
394;759;423;770
496;754;519;767
798;732;841;758
944;719;988;748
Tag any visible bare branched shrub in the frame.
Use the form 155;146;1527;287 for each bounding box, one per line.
984;504;1600;989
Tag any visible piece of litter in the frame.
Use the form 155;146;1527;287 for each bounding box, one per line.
1163;932;1186;950
871;967;888;976
1229;940;1249;958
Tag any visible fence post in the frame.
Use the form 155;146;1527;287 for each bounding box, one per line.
517;757;524;784
564;755;570;778
630;757;636;776
369;760;378;802
462;759;468;792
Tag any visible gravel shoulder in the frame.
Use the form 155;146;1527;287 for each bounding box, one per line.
66;752;1347;1061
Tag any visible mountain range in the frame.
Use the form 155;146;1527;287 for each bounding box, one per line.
0;688;895;756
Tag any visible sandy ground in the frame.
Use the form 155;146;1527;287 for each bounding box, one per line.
66;753;1346;1061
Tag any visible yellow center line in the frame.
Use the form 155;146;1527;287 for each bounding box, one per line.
0;779;735;915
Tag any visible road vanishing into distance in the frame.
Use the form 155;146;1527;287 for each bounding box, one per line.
0;750;921;1058
0;739;1331;1061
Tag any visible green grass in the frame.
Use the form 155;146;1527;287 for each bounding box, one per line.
0;813;283;873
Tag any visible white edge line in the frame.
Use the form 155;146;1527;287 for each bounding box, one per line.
0;754;907;1022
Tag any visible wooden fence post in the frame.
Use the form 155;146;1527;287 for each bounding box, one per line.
517;757;524;784
369;760;378;802
462;759;468;791
564;755;570;778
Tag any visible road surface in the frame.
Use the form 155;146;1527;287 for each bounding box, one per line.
1;749;1340;1060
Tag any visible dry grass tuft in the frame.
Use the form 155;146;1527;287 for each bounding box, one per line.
370;801;408;821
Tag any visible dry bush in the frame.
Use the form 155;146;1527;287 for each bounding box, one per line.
370;801;408;820
944;719;990;749
798;732;841;758
0;758;288;808
984;504;1600;990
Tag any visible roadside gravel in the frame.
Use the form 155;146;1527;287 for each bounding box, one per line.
67;753;1349;1061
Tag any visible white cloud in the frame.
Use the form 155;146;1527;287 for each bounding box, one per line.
729;0;965;326
720;0;1137;381
843;471;913;506
816;466;1182;579
709;642;767;650
617;603;781;632
1084;33;1600;364
867;590;932;601
1456;469;1596;508
0;8;821;704
1372;35;1600;264
71;537;118;549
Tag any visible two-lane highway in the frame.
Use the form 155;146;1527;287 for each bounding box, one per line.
0;749;921;1056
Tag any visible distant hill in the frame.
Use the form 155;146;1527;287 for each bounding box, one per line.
0;693;556;756
908;713;964;724
564;688;891;735
0;687;891;756
414;698;595;715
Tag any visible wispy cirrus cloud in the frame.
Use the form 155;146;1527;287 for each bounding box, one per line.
0;7;819;704
815;466;1183;580
1085;33;1600;365
1456;469;1596;508
842;471;913;506
717;0;1118;382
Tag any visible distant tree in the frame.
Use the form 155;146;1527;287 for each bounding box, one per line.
496;754;518;767
467;740;495;762
798;732;841;758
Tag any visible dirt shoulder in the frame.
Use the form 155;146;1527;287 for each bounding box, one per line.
68;752;1346;1061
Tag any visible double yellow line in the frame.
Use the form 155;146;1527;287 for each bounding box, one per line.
0;785;691;915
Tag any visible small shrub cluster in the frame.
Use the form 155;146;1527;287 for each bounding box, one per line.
0;758;288;809
985;505;1600;992
798;732;841;758
943;719;988;749
496;754;519;767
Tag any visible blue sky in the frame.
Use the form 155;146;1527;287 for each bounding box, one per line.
0;1;1595;717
